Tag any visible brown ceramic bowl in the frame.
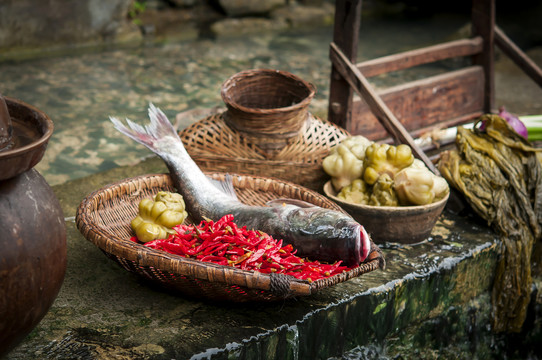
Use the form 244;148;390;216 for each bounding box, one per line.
323;181;449;244
0;97;53;181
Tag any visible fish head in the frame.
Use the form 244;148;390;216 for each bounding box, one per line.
343;222;370;265
284;206;372;266
359;224;371;262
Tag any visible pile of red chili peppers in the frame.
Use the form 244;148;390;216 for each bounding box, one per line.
130;214;352;282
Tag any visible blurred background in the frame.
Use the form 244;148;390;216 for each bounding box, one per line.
1;0;541;185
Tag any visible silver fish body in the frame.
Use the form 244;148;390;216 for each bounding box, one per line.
110;104;370;266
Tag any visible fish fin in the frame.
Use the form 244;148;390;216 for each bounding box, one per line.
207;174;239;200
109;103;180;153
266;198;318;208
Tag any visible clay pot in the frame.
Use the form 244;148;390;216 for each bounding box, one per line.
0;98;67;357
0;97;53;181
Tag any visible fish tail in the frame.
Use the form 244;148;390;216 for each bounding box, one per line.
109;103;181;154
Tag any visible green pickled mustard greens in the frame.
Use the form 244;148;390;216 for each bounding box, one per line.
337;179;370;205
438;114;542;333
368;173;398;206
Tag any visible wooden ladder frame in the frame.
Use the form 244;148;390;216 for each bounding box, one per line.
327;0;542;173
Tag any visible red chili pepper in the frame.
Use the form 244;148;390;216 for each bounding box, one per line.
133;214;355;281
160;242;186;255
228;251;252;266
201;242;228;256
245;248;265;264
199;255;228;265
226;247;245;256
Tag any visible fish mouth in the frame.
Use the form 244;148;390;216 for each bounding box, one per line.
356;225;370;263
360;225;371;261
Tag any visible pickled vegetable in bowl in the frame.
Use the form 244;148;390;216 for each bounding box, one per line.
322;136;449;243
323;136;449;207
324;181;449;244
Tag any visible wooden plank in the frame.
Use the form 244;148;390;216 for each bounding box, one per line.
357;37;484;78
495;26;542;88
330;41;438;174
471;0;495;112
327;0;362;129
348;66;485;140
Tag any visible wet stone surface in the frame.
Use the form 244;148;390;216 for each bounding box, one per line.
6;156;526;360
2;8;542;360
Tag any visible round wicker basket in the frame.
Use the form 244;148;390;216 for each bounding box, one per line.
180;112;349;191
76;173;384;302
221;69;316;151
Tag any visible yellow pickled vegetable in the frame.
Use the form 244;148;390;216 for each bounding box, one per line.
363;143;414;185
394;159;449;205
369;173;398;206
323;135;373;192
337;179;369;205
432;176;450;201
323;145;364;192
337;135;373;160
131;191;188;242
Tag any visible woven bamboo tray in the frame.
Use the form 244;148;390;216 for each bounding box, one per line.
76;173;383;302
180;112;349;192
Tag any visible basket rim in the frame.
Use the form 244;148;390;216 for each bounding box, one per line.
76;172;383;297
220;68;316;115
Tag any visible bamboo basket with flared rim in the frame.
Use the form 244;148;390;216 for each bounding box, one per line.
75;173;384;302
179;112;350;191
221;69;316;144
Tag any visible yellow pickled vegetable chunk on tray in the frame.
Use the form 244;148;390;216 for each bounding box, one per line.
131;191;188;242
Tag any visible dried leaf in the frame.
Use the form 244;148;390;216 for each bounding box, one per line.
438;115;542;333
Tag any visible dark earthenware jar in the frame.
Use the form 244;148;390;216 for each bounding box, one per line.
0;97;67;357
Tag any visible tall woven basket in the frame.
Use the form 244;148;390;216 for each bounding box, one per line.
221;69;316;152
180;69;350;191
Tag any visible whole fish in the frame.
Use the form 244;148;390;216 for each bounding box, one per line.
110;104;371;266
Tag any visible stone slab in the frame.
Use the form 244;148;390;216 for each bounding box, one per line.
8;156;537;360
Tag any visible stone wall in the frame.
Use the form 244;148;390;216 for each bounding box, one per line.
0;0;133;48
